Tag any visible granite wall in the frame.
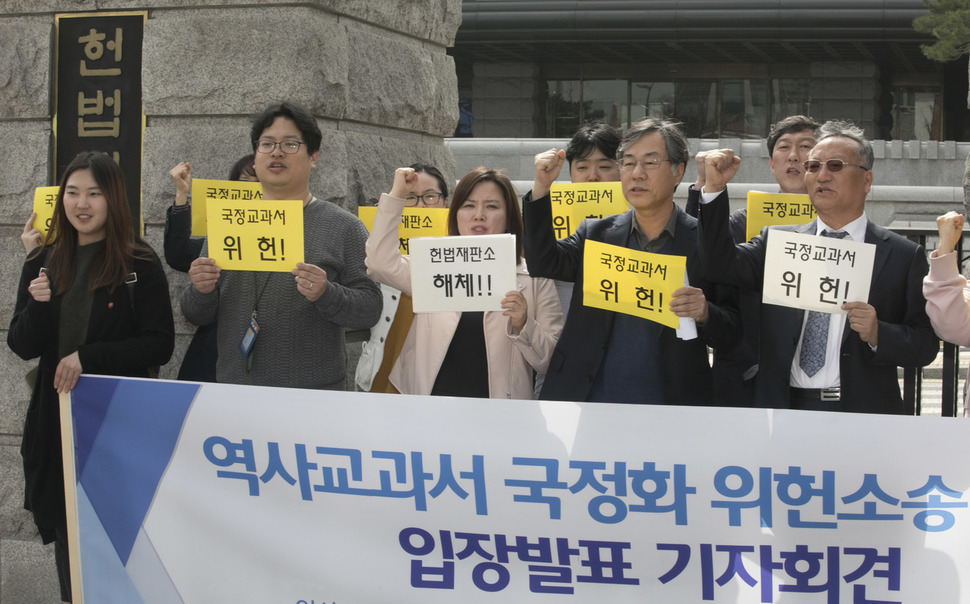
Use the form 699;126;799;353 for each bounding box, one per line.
0;1;461;600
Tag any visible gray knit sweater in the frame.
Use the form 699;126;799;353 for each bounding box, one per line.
180;198;382;389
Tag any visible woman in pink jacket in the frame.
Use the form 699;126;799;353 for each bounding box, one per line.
366;166;563;399
923;210;969;415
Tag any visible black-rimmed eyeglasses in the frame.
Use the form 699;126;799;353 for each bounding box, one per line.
404;192;444;207
256;140;305;154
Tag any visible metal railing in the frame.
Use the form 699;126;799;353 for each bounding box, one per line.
891;225;963;417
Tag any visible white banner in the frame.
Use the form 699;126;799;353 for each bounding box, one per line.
408;234;517;313
64;377;970;603
763;230;875;313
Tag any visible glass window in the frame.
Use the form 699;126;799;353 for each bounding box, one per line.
771;79;814;124
632;80;718;138
545;80;582;138
892;88;941;140
631;81;676;125
720;79;768;139
547;76;793;139
582;80;628;131
674;81;719;138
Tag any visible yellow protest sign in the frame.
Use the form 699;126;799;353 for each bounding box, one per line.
357;207;450;254
205;199;303;272
32;186;60;238
582;239;685;329
745;191;815;241
549;182;627;239
190;178;263;237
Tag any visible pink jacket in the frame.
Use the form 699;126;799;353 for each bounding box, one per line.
922;250;969;416
365;193;563;399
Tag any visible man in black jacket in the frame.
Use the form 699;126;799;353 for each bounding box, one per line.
694;120;938;413
522;117;741;404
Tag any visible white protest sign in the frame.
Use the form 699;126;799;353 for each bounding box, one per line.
408;233;517;313
763;230;876;313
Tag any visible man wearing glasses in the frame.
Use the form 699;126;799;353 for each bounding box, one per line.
522;117;741;404
695;119;938;413
181;101;381;389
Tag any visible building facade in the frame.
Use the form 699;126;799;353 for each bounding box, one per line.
451;1;969;142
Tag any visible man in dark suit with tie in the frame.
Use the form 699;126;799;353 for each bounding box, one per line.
522;117;741;404
695;120;939;413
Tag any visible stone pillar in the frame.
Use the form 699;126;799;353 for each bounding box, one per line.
0;2;461;600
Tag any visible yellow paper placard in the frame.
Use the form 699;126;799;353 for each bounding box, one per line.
205;199;303;271
190;178;264;237
357;207;450;254
582;239;685;329
32;186;60;237
549;182;627;239
745;192;815;241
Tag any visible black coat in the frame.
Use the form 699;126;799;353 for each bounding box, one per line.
163;204;204;273
7;245;174;537
164;204;217;381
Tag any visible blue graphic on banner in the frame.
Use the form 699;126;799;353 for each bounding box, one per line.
76;485;143;603
72;377;199;564
72;375;119;476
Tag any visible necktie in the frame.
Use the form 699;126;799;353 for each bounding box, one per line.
798;230;849;377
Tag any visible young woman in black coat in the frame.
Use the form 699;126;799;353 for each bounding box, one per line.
8;151;175;602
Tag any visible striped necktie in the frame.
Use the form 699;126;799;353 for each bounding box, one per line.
798;230;849;377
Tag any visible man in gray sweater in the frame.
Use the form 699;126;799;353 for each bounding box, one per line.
181;102;381;389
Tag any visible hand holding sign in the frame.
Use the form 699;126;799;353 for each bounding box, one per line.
189;257;220;294
21;212;42;254
292;262;328;302
669;286;709;324
501;288;528;332
54;351;82;394
843;301;878;346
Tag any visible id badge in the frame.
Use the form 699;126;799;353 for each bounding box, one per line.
239;316;259;358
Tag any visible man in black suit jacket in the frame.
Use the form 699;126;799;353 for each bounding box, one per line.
695;120;939;413
522;117;741;404
685;116;820;407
